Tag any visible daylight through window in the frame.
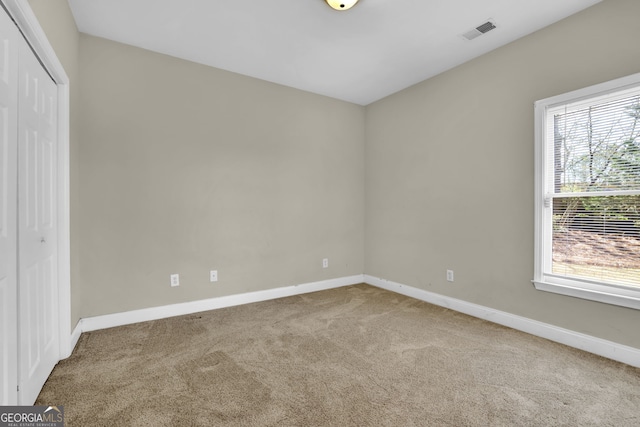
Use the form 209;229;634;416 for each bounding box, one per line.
534;73;640;309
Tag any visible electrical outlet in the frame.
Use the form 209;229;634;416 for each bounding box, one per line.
210;270;218;282
170;274;180;287
446;270;454;282
322;258;329;268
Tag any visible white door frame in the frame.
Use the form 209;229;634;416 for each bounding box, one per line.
3;0;71;359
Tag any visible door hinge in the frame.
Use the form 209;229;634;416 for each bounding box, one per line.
17;385;19;392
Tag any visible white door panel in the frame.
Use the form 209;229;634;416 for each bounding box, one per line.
17;18;59;405
0;4;60;405
0;4;63;406
22;263;40;377
0;5;19;406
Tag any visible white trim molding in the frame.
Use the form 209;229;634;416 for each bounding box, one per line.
79;275;365;333
533;278;640;311
2;1;72;359
533;71;640;311
365;275;640;369
69;273;640;369
70;321;82;354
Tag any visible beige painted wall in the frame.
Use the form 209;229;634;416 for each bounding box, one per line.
27;0;640;351
78;35;365;317
28;0;82;328
365;0;640;348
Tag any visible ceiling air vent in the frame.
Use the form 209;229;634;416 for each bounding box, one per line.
462;20;497;41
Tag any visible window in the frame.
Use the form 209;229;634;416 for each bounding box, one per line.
534;73;640;309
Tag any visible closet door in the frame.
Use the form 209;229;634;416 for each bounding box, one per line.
0;5;20;406
0;5;60;405
17;27;59;404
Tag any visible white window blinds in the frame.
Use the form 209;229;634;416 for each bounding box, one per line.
546;90;640;288
534;73;640;309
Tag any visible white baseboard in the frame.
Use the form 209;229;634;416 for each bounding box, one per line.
69;321;82;354
67;273;639;369
365;275;640;369
78;275;365;334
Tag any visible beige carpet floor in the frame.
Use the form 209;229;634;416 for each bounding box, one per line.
37;284;640;426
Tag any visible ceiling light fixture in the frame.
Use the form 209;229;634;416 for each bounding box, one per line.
325;0;359;11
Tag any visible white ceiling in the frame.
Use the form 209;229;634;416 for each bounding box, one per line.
68;0;601;106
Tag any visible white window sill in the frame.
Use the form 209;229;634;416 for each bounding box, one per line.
533;278;640;310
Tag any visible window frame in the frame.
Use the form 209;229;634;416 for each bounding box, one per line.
533;72;640;310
